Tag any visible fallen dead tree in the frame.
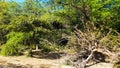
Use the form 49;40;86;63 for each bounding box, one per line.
64;47;115;68
64;26;120;68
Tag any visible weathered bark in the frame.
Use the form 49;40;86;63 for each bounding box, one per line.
66;27;119;68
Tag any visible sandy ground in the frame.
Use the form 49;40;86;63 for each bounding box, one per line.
0;56;113;68
0;56;74;68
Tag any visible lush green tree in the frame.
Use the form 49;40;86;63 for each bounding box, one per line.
0;0;120;56
52;0;120;30
0;0;63;55
0;1;10;45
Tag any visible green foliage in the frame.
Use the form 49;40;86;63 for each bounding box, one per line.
0;0;120;56
1;43;21;56
0;32;31;56
39;40;57;52
102;35;120;51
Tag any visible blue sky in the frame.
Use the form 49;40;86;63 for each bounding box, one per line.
6;0;24;2
15;0;24;2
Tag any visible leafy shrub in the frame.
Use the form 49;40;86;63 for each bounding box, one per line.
1;44;22;56
39;39;57;52
40;44;54;52
0;32;30;56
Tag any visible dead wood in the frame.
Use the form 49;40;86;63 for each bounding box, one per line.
65;27;119;68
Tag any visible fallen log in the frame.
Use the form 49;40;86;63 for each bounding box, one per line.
68;48;115;68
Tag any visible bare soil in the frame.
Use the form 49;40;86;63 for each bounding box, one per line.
0;56;74;68
0;56;113;68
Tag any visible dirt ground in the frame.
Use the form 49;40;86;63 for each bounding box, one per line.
0;56;74;68
0;56;113;68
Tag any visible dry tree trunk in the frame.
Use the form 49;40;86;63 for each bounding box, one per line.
66;26;119;68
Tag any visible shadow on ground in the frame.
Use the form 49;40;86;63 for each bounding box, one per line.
32;51;66;59
0;63;30;68
0;63;51;68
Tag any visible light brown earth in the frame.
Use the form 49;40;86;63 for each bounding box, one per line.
0;56;113;68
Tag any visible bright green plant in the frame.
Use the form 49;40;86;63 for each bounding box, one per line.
1;32;30;56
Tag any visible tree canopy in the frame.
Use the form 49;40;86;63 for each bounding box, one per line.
0;0;120;57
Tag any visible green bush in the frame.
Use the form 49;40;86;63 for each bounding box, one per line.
0;32;30;56
40;44;53;52
39;41;57;52
1;44;22;56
